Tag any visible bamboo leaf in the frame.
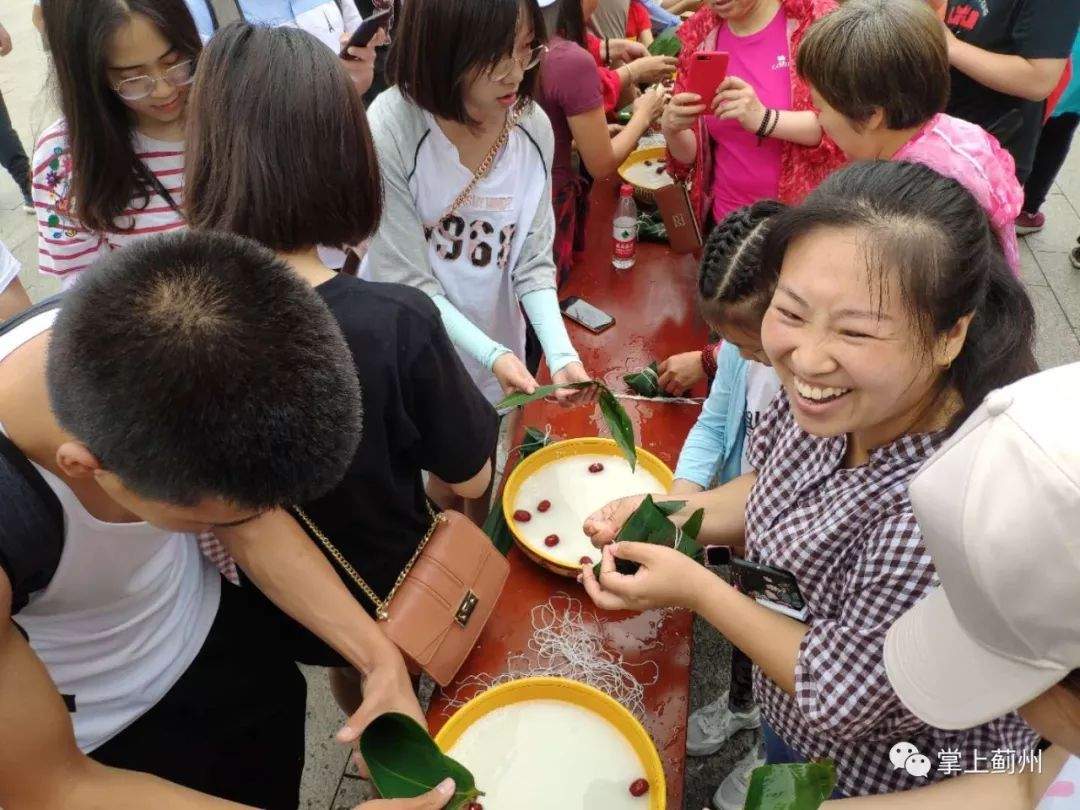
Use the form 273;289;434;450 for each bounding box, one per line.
484;426;554;556
598;387;638;471
676;508;705;556
654;500;687;518
649;25;682;57
359;713;483;810
593;496;697;578
495;381;596;411
495;381;639;474
743;761;837;810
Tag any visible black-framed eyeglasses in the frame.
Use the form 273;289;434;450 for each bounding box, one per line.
112;59;196;101
490;45;547;83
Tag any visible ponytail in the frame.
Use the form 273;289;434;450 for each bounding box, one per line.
945;249;1036;425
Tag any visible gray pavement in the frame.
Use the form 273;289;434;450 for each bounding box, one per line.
3;1;1078;807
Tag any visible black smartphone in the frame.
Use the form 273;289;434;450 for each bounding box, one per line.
339;8;391;57
704;544;733;568
729;557;809;621
560;296;615;334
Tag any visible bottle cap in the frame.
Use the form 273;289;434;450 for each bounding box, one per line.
620;183;634;196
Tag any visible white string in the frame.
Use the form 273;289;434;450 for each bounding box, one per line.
502;423;553;460
614;392;704;406
443;593;660;721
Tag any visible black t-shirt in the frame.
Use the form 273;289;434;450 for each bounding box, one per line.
944;0;1080;179
299;275;498;615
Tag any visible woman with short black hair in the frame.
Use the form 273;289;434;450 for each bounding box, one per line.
362;0;593;520
185;22;499;720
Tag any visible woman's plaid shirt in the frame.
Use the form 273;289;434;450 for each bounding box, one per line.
743;393;1038;796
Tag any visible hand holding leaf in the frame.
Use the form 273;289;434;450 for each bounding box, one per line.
359;713;483;810
496;380;639;471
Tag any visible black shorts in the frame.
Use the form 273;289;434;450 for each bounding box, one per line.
90;577;307;809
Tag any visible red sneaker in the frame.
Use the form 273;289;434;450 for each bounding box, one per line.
1015;211;1045;235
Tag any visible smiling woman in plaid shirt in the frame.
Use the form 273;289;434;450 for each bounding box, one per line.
583;160;1041;797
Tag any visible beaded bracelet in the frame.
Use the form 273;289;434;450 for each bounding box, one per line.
764;108;780;139
755;108;774;145
701;342;719;380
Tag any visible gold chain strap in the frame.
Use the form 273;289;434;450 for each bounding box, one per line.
443;105;524;221
293;501;445;622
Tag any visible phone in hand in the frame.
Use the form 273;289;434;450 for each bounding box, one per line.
560;296;615;334
685;51;730;105
729;557;809;621
339;8;391;57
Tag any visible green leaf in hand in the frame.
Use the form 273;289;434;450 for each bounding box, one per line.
598;387;638;471
593;496;696;578
676;508;705;556
743;761;837;810
624;362;661;398
495;379;639;471
495;381;596;412
359;713;482;810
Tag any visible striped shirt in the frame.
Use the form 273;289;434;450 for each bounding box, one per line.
32;119;186;289
744;392;1038;796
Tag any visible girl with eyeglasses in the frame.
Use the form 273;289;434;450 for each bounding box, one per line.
33;0;199;289
363;0;593;522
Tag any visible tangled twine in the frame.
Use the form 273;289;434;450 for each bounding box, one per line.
443;594;660;720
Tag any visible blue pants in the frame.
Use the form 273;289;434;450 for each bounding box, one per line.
762;721;848;800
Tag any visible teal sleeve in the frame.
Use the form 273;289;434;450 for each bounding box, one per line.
520;288;580;375
431;294;511;371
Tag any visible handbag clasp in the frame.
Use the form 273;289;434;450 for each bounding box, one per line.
455;591;479;627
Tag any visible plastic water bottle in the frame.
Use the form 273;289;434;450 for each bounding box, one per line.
612;183;638;271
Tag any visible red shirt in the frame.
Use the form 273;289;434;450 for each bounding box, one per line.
626;1;651;39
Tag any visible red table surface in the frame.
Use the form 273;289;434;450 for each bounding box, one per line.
427;179;709;809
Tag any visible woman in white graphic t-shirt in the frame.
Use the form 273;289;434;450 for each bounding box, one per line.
363;0;593;521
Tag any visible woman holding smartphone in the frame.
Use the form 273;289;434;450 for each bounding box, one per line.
662;0;843;229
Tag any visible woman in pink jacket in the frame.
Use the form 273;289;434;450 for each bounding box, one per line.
797;0;1023;274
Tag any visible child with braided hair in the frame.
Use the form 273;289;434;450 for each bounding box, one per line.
669;200;785;810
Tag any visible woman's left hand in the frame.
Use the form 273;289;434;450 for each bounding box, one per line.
580;542;709;612
551;361;596;405
712;76;767;134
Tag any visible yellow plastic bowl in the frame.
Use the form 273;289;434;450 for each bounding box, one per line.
502;438;674;577
618;146;672;207
435;676;666;809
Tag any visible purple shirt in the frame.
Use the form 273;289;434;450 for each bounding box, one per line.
537;36;605;192
705;7;791;222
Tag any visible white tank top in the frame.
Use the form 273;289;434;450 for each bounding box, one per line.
2;309;220;752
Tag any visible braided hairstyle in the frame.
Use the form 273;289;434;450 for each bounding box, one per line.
698;200;788;327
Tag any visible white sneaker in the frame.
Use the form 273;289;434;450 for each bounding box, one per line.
712;746;767;810
686;691;761;757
